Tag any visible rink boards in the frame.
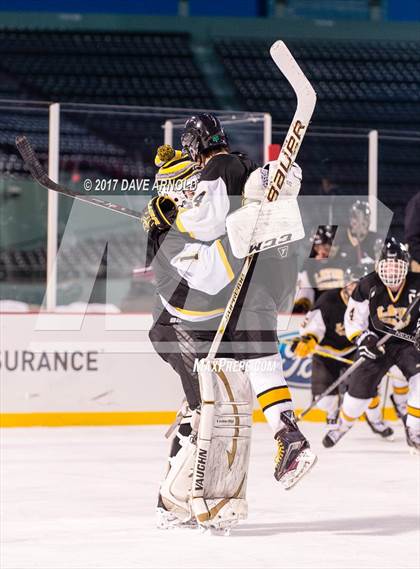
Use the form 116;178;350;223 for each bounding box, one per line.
0;313;395;427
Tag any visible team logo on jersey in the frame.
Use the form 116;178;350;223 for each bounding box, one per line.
377;305;408;327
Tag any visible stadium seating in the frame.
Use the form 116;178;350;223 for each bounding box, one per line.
215;38;420;234
0;30;216;108
0;31;418;285
216;38;420;128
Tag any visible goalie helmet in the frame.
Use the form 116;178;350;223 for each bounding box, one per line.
349;200;370;241
154;145;201;208
180;113;228;161
376;238;410;288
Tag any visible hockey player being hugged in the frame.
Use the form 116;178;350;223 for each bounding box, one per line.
292;265;394;440
178;113;317;488
294;201;381;313
323;238;420;453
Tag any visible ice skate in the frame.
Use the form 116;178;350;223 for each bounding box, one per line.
274;411;317;490
323;419;352;448
156;506;198;530
406;428;420;456
364;414;394;440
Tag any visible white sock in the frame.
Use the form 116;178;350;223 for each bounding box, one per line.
341;393;370;429
316;394;339;420
365;395;382;423
391;367;409;414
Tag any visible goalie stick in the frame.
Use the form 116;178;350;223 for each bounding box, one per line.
297;292;420;421
15;136;143;220
191;41;317;519
207;41;317;360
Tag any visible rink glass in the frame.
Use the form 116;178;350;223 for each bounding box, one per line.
0;100;417;316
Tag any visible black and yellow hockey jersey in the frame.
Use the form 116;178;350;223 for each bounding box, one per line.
345;271;420;345
300;288;355;357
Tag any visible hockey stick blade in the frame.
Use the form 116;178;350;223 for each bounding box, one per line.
16;135;144;220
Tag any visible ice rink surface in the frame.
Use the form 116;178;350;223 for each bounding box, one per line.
1;422;419;569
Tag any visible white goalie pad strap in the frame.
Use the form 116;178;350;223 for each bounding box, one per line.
191;358;253;528
226;197;305;258
160;432;197;523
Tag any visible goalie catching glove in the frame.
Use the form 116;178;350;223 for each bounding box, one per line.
291;335;317;358
142;195;177;231
356;331;385;360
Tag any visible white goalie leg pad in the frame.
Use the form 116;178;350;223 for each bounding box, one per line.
159;410;200;523
226;197;305;259
191;359;253;530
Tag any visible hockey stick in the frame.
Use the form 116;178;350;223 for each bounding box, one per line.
297;293;420;421
15;136;144;220
191;42;316;519
207;41;316;360
282;339;401;378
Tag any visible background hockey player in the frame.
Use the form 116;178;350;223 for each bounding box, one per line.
323;238;420;453
292;265;394;440
294;201;380;313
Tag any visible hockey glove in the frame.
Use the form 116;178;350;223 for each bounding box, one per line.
292;298;312;314
357;331;385;360
142;196;177;231
291;335;317;358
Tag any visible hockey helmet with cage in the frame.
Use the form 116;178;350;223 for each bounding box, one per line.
154;145;201;208
376;238;410;288
180;113;228;161
349;200;371;240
